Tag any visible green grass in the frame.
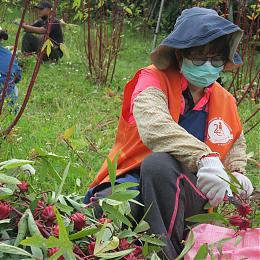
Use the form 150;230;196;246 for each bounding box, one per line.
0;16;259;195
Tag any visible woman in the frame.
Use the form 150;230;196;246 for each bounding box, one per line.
85;8;253;259
0;27;21;109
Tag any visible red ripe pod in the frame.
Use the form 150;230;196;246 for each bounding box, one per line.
238;203;251;217
88;241;96;255
37;200;45;208
0;202;12;220
71;212;86;231
51;225;59;237
240;218;250;230
229;215;250;230
98;217;112;224
119;239;130;250
48;248;64;260
41;205;56;225
17;181;29;193
133;245;142;256
123;253;139;260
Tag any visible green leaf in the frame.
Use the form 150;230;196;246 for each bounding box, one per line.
107;151;121;191
0;243;33;257
117;230;136;239
194;243;208;260
0;219;10;225
102;202;132;227
175;230;195;260
69;226;100;240
186;213;228;224
134;220;150;233
63;126;75;140
53;207;75;259
0;174;21;185
96;249;133;259
56;203;74;215
151;252;161;260
21;235;59;248
41;159;62;181
140;235;165;246
14;211;28;246
0;187;13;200
0;159;34;170
95;236;120;256
34;147;66;160
59;43;69;57
54;162;71;203
203;203;212;210
41;39;53;57
234;235;242;246
114;182;139;192
124;7;133;15
27;209;44;258
108;190;139;201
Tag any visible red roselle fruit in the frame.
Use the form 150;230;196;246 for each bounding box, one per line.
41;205;56;225
0;202;12;220
238;203;251;217
71;212;86;231
98;217;112;224
88;241;96;255
17;181;29;193
48;248;64;260
119;239;130;250
51;224;59;237
229;215;250;230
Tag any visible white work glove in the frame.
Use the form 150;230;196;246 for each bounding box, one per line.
197;156;231;207
232;172;254;198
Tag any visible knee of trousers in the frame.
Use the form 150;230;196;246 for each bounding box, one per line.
140;152;182;183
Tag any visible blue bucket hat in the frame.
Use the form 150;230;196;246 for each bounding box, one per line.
151;7;243;70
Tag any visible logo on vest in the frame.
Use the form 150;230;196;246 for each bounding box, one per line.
208;118;233;144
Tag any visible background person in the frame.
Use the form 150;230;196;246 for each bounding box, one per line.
21;1;64;61
0;27;21;110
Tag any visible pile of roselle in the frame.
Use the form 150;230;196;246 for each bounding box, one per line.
0;158;164;259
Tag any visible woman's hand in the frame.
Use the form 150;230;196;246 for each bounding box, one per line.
196;156;231;207
232;172;254;198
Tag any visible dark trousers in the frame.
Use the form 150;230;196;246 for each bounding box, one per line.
141;152;207;259
87;152;207;259
22;32;44;54
22;33;63;61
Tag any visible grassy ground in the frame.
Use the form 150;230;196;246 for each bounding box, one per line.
0;16;259;195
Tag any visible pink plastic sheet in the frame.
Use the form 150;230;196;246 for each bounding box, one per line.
185;224;260;259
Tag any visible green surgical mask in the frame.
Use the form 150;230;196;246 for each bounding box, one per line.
181;58;224;87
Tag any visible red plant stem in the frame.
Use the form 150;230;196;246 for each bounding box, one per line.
2;0;60;136
0;0;29;114
14;193;31;203
99;5;103;81
11;206;23;217
243;107;259;124
110;12;124;83
244;120;260;135
87;0;93;75
237;69;260;106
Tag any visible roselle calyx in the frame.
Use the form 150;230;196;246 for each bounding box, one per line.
41;205;56;225
0;202;11;220
229;215;250;230
51;224;59;237
71;212;86;231
17;181;29;193
88;241;96;255
48;248;64;260
238;203;251;217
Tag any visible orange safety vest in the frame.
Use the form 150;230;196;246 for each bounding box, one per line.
90;65;242;188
